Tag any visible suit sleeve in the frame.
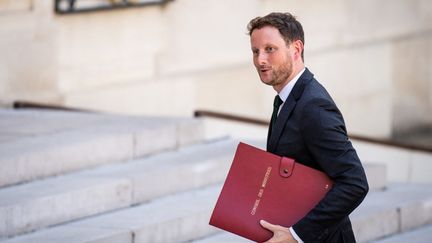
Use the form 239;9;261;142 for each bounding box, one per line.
292;98;369;242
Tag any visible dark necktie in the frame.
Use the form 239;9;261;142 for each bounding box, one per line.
270;95;283;129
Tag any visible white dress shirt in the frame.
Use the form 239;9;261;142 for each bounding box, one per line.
277;68;305;114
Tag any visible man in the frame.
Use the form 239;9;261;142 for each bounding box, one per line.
248;12;369;243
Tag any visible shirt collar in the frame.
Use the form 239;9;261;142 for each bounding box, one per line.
278;68;306;102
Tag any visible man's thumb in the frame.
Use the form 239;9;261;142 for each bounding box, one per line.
260;220;276;231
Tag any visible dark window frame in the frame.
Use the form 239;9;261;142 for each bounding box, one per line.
54;0;173;14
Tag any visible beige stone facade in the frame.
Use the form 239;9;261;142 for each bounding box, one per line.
0;0;431;138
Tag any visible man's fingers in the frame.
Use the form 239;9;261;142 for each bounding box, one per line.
260;220;280;232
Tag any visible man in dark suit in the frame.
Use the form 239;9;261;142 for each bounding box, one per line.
248;12;369;243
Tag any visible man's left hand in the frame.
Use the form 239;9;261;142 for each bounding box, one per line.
260;220;298;243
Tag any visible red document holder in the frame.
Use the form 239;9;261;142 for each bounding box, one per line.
209;142;333;242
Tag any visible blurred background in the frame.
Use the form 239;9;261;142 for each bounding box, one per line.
0;0;431;242
1;0;431;142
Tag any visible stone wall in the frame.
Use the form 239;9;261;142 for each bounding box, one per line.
0;0;431;138
0;0;59;103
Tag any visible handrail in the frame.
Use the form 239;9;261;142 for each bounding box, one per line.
13;101;94;113
194;109;432;153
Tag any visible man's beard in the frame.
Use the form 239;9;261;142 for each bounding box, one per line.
261;61;293;88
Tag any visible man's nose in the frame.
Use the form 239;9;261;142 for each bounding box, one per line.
257;53;268;65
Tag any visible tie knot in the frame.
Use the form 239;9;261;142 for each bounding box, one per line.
273;95;283;110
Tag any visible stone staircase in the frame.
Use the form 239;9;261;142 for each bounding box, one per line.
0;109;431;243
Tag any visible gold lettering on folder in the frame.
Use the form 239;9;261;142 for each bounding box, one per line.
251;167;272;215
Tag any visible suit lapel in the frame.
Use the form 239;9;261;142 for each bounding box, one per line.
267;68;314;152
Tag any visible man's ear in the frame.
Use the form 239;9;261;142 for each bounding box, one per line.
292;40;304;61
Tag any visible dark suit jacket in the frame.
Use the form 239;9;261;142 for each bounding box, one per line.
267;68;369;243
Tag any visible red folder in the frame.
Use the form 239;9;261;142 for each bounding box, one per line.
209;142;333;242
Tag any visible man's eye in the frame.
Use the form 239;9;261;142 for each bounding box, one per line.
266;47;275;52
252;50;259;55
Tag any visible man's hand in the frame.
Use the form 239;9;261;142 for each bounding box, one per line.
260;220;298;243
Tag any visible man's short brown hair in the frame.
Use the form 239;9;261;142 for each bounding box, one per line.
247;12;305;60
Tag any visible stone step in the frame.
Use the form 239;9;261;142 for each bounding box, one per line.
192;232;250;243
0;139;236;239
78;139;236;205
352;183;432;242
363;163;387;191
370;223;432;243
0;185;222;243
0;174;132;240
191;183;432;243
0;109;204;188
